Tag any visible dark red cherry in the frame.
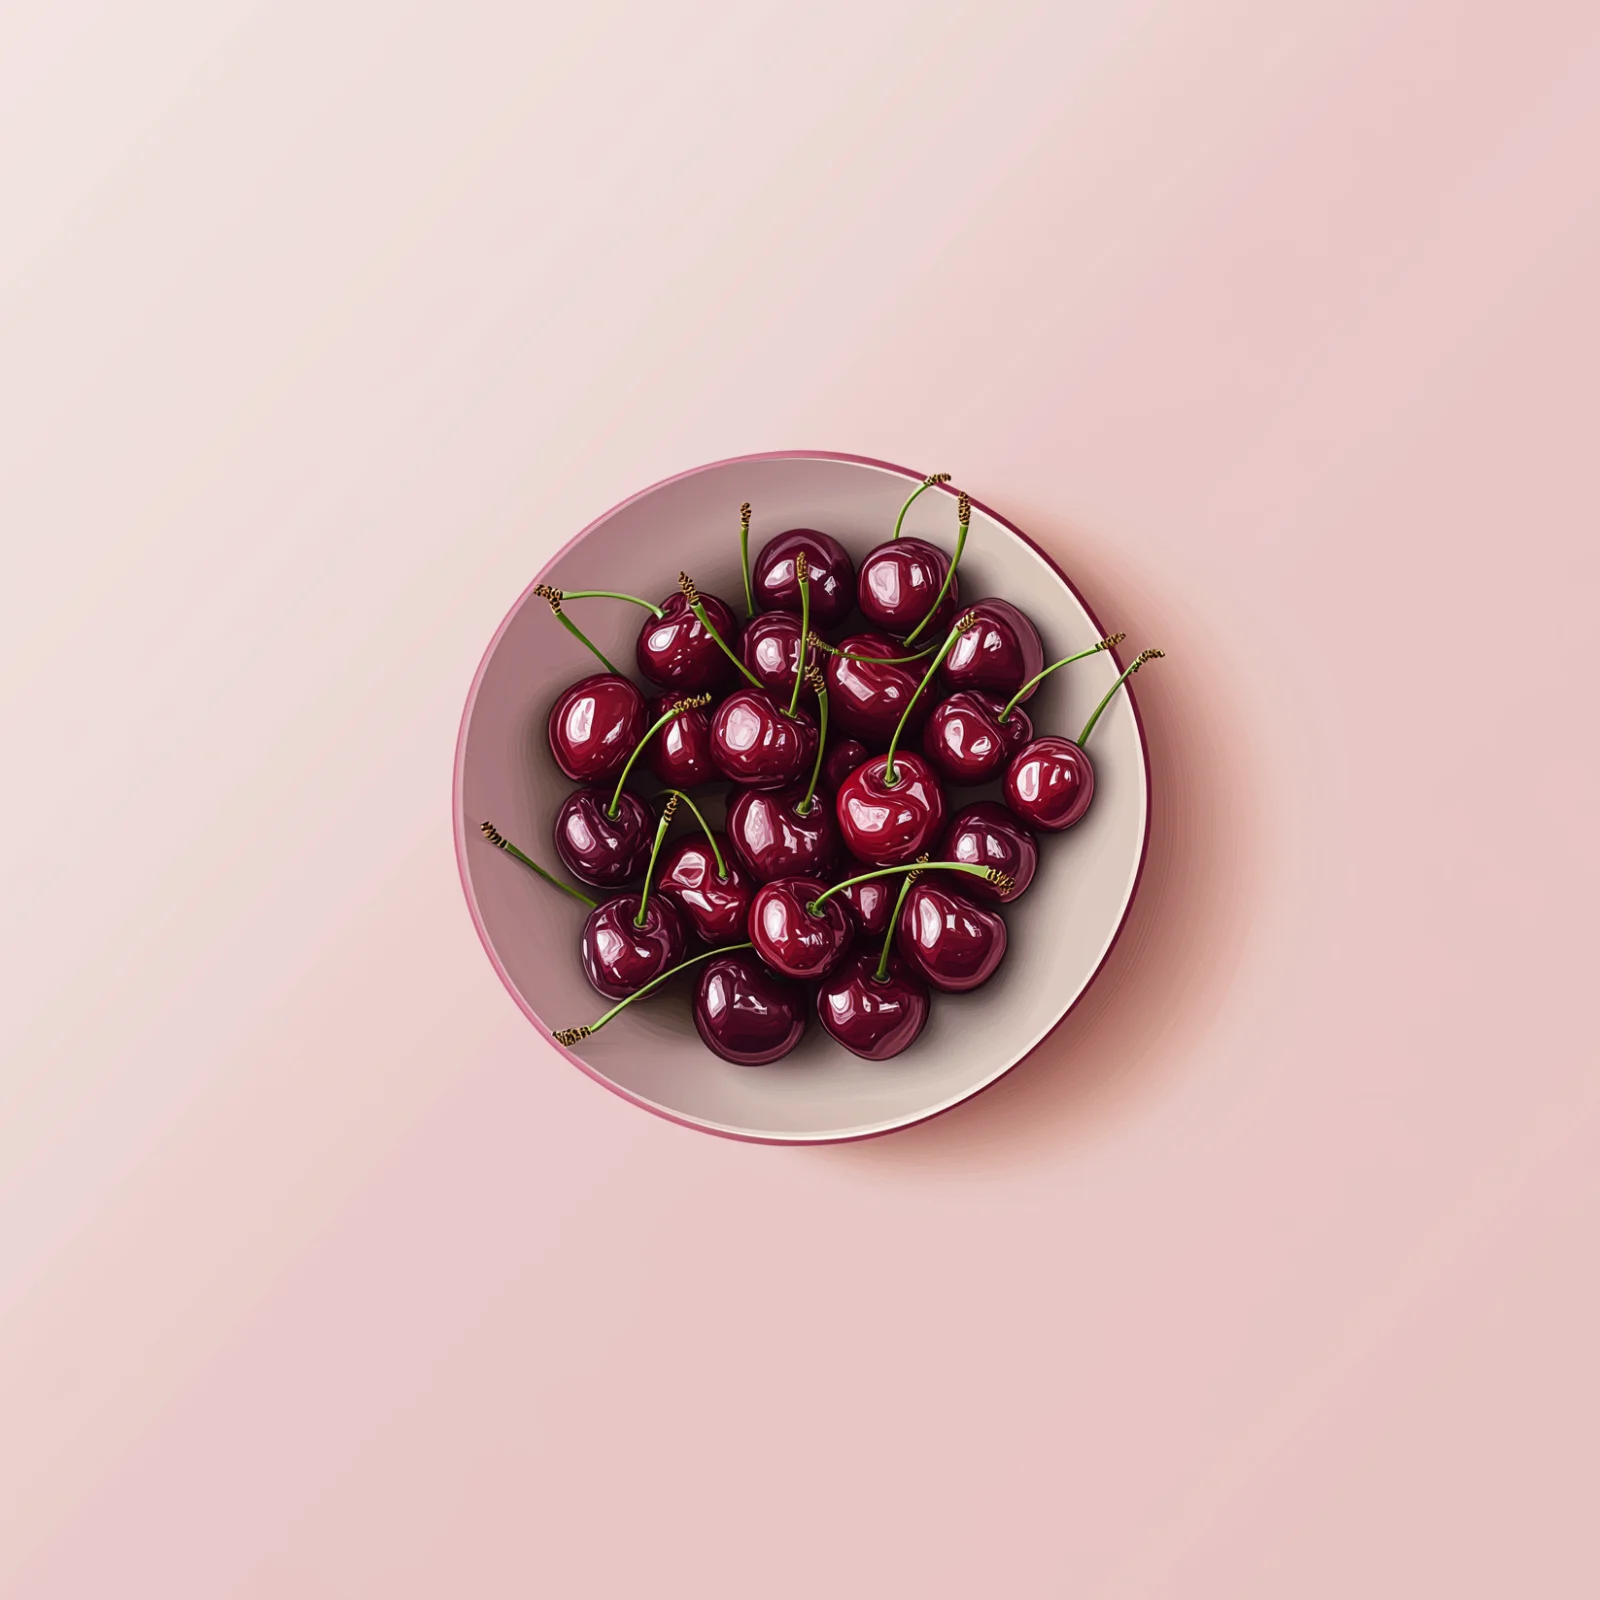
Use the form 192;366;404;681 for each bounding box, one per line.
547;674;647;783
552;788;654;886
939;801;1037;904
709;689;818;789
895;881;1006;993
749;876;853;981
694;951;807;1064
738;612;819;706
857;537;958;639
922;691;1033;785
825;632;932;747
1005;736;1095;832
579;893;689;999
726;784;841;884
941;599;1044;699
643;691;717;788
636;590;740;690
839;877;896;935
821;735;870;791
655;835;752;943
752;529;855;626
835;752;948;867
816;951;930;1060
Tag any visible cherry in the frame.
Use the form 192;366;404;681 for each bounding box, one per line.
895;880;1007;992
739;612;818;706
1004;648;1163;832
726;783;840;883
941;599;1044;700
922;691;1033;785
823;632;935;746
939;802;1037;904
858;537;958;639
693;950;808;1065
816;951;929;1060
552;788;653;886
546;673;646;783
839;877;895;935
749;876;853;981
645;691;717;788
578;800;690;997
821;736;870;791
752;529;855;626
653;794;753;942
709;688;818;789
636;589;742;690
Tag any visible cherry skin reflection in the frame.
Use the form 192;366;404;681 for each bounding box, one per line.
547;674;646;783
752;529;855;626
815;951;930;1060
1004;737;1094;832
938;802;1037;904
552;789;654;887
922;691;1032;786
636;590;740;691
694;952;808;1064
835;752;948;867
749;876;853;981
579;894;689;1000
895;881;1007;993
655;835;752;943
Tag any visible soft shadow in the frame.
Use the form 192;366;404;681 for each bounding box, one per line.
819;510;1262;1175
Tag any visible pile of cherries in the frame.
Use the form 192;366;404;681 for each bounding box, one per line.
481;479;1161;1065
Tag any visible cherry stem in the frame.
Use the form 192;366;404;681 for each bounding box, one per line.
552;610;618;674
1078;649;1165;746
891;472;952;540
635;796;678;926
882;610;979;786
997;633;1127;723
902;493;970;646
661;788;727;879
607;695;710;818
809;633;936;665
786;553;811;717
794;674;829;816
678;572;763;688
479;821;598;909
553;942;756;1046
807;859;1005;915
738;502;754;617
560;589;664;618
876;862;927;982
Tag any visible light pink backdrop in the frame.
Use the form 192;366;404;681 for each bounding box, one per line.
2;1;1597;1594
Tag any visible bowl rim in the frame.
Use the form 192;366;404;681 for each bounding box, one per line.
453;449;1152;1144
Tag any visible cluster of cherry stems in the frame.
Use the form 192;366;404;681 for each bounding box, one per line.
481;477;1163;1064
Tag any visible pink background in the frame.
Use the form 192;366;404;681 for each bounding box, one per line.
2;0;1596;1594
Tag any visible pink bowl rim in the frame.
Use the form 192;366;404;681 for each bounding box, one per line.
452;449;1152;1145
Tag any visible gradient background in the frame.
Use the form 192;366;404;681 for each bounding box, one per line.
2;1;1597;1594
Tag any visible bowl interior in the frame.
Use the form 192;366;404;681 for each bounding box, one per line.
455;454;1147;1142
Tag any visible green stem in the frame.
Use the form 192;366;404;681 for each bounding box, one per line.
876;871;923;982
661;789;726;878
738;502;755;617
635;800;677;926
786;556;811;718
479;821;598;909
561;590;664;618
554;942;756;1045
794;680;829;816
1077;649;1165;746
891;473;951;540
808;859;996;914
997;633;1126;723
902;494;970;647
608;696;709;818
553;609;617;674
882;612;979;786
679;573;763;688
810;635;937;666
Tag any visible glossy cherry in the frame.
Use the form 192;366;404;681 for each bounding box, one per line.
824;633;933;746
547;673;646;783
821;736;870;791
749;876;853;981
726;783;840;883
839;877;896;935
752;529;855;626
739;611;819;707
709;689;818;789
643;691;716;788
922;691;1033;785
636;590;741;690
1004;737;1094;832
552;788;654;886
835;751;948;867
939;802;1037;904
941;599;1044;700
655;833;752;944
857;537;959;639
694;951;808;1064
896;880;1007;992
816;951;929;1060
580;893;689;999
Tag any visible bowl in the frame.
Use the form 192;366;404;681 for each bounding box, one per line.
454;451;1149;1143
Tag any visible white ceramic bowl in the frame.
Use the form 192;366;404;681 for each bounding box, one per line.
454;451;1149;1143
